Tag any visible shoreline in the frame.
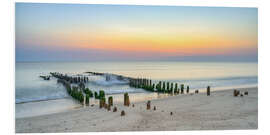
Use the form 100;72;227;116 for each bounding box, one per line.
16;86;258;132
16;85;257;118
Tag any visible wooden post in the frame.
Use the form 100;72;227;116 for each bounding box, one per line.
162;82;166;92
170;83;173;94
113;106;117;112
147;100;151;110
181;84;184;94
174;83;178;94
99;97;106;108
107;105;111;111
108;96;113;106
124;93;130;106
207;86;210;96
85;94;90;105
121;110;125;116
234;89;240;97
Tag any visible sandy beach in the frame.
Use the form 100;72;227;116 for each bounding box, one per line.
15;87;258;133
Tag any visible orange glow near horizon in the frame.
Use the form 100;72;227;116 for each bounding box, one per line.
25;26;257;56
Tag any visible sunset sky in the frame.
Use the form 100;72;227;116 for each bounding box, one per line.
15;3;258;62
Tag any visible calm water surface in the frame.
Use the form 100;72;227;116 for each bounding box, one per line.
15;61;258;118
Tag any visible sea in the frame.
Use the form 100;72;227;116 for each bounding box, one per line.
15;61;258;118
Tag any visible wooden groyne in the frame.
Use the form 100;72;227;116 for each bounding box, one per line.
50;72;89;84
84;71;210;96
39;75;50;80
43;71;213;109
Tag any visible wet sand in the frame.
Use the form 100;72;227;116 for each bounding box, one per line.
15;87;258;132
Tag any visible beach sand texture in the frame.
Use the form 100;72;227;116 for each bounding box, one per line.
15;87;258;133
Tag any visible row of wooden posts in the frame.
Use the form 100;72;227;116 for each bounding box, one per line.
50;72;89;84
129;78;211;95
39;75;50;80
53;72;212;108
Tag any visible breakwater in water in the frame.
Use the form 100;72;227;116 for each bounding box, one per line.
49;71;210;106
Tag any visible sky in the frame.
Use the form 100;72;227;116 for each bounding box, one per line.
15;3;258;62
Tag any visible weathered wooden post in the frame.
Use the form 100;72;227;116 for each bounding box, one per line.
167;82;170;91
99;90;105;99
85;94;90;105
187;86;189;94
207;86;210;96
181;84;184;94
99;97;106;108
147;100;151;110
99;98;103;108
94;91;99;99
107;105;111;111
124;93;130;106
162;82;166;92
108;96;113;106
121;110;125;116
170;83;173;94
234;89;240;97
174;83;178;94
113;106;117;112
79;91;84;103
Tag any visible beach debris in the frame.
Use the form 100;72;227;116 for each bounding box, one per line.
170;112;173;115
132;104;135;107
234;89;240;97
240;94;243;97
147;100;151;110
124;93;130;106
195;90;199;94
207;86;210;96
113;107;117;112
108;96;113;106
153;106;156;111
187;86;190;94
244;91;248;95
121;110;125;116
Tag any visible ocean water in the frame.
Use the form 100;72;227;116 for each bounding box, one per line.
15;61;258;118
